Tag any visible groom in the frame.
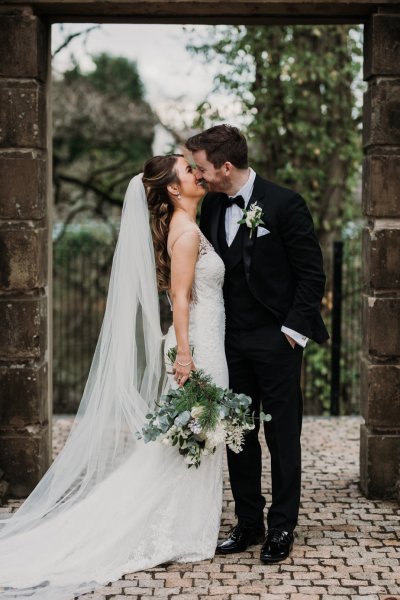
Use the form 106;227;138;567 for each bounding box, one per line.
186;125;329;563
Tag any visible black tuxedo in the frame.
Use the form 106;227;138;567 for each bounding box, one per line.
200;173;329;532
200;174;329;343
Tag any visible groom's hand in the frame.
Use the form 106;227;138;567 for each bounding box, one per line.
284;333;296;349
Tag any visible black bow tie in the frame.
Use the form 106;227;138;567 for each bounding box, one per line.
223;194;245;209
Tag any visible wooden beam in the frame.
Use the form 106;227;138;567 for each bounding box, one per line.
2;0;400;23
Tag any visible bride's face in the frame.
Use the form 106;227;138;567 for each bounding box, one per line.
173;156;205;202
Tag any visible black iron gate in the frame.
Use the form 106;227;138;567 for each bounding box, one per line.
53;230;362;415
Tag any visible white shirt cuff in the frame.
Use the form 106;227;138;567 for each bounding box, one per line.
281;326;309;348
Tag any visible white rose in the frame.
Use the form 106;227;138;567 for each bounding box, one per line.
191;406;204;419
245;215;253;228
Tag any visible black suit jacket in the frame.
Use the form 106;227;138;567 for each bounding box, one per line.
199;174;329;344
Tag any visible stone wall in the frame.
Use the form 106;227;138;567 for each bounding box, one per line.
360;9;400;498
0;7;52;498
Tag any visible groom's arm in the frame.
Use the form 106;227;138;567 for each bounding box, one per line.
278;192;326;340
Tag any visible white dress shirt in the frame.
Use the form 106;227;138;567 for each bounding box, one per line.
225;167;257;246
225;167;309;349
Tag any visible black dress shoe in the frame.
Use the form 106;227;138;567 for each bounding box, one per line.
260;528;294;563
216;522;266;554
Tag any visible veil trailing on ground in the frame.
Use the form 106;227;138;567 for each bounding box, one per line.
0;174;166;598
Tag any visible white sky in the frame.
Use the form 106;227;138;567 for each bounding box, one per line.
52;24;212;96
51;24;241;149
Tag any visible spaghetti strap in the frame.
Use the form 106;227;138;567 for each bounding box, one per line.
168;226;200;256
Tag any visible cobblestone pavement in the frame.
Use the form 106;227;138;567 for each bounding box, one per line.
3;416;400;600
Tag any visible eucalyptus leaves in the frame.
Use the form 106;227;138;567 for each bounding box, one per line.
137;367;271;468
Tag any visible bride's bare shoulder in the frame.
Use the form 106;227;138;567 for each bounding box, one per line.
167;220;200;257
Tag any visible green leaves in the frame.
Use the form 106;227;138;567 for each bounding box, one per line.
260;412;272;423
174;411;191;427
138;368;271;468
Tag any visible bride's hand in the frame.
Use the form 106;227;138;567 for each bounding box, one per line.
173;354;196;387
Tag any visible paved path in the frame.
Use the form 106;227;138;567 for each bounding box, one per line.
3;416;400;599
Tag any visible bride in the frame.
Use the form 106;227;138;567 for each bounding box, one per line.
0;154;228;599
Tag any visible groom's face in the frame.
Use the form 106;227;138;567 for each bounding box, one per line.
191;150;231;194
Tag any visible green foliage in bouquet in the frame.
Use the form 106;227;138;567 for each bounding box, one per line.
175;370;220;430
137;357;271;468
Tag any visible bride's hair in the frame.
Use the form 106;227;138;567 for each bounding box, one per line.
142;154;182;291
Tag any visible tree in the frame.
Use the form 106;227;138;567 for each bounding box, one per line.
63;53;145;101
53;53;157;229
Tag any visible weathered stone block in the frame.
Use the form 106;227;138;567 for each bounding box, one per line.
0;428;50;497
360;423;400;499
362;226;400;290
363;79;400;148
360;358;400;428
0;295;47;360
0;227;47;291
362;295;400;357
0;14;48;81
0;363;48;427
364;14;400;79
362;155;400;217
0;80;46;148
0;155;47;220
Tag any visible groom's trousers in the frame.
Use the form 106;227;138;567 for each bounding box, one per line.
225;317;304;533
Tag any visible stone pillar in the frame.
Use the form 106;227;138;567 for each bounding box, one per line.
0;7;52;498
361;10;400;499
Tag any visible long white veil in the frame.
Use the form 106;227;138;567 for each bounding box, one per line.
0;174;167;598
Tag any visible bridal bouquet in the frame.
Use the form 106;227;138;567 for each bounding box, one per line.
136;348;271;468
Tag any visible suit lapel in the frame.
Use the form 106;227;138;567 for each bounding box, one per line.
243;175;266;283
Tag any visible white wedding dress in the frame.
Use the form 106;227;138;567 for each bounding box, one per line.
0;176;229;600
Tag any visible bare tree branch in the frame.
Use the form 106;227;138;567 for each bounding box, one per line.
52;26;101;58
57;173;123;207
53;202;91;241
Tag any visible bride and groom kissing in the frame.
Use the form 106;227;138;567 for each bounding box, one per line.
0;124;328;599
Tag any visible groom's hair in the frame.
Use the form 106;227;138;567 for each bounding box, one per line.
186;124;248;169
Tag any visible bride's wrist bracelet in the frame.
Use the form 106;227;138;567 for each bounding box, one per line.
176;358;192;367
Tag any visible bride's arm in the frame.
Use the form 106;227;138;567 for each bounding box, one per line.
169;229;199;387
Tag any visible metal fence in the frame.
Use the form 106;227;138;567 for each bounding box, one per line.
53;231;115;413
338;234;362;414
53;230;362;415
301;234;362;415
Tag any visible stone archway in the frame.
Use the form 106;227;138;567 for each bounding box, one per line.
0;1;399;500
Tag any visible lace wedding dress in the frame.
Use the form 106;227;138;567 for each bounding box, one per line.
0;218;228;600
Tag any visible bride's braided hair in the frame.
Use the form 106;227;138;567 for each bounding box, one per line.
142;154;182;291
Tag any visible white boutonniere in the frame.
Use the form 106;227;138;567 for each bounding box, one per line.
237;202;265;238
